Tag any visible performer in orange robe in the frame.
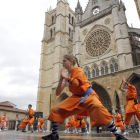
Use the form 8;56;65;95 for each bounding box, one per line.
42;54;128;140
37;115;45;132
18;119;28;131
65;116;76;133
114;109;125;131
22;104;35;133
74;114;89;134
119;77;140;135
1;114;7;130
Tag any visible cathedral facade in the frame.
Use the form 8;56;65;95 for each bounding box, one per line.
36;0;140;130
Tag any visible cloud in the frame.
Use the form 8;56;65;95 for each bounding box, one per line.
0;0;139;111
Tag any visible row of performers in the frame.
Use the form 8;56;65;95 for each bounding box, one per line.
65;114;89;134
65;110;126;134
17;104;45;133
0;105;134;133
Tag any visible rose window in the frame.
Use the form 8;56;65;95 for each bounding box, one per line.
86;30;111;57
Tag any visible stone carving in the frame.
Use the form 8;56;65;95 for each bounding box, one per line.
86;30;111;57
82;28;88;35
104;18;111;25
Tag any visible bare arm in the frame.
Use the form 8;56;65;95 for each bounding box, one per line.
119;77;125;92
56;77;66;96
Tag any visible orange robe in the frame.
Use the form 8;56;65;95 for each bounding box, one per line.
48;67;113;127
68;116;76;128
1;116;6;129
65;116;76;129
74;115;86;129
1;118;8;129
37;118;45;129
124;83;140;125
2;116;6;122
6;120;8;127
18;120;28;129
25;108;35;126
114;114;125;130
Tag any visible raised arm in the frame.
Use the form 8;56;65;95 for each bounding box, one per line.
119;77;125;92
56;68;66;96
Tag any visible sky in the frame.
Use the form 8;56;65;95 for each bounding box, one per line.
0;0;139;111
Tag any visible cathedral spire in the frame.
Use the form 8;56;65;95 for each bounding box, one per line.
75;0;83;14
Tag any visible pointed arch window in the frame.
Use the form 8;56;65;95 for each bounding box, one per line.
110;64;114;73
92;69;95;78
85;67;91;79
96;68;99;77
101;62;108;75
105;66;108;74
115;63;118;72
88;71;91;79
101;67;104;76
110;59;119;73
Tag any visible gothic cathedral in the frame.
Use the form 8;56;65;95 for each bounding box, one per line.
36;0;140;130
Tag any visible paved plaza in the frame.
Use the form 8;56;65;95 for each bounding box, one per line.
0;131;140;140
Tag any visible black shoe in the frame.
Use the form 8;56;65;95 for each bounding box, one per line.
42;133;59;140
31;130;34;133
116;134;128;140
22;129;27;132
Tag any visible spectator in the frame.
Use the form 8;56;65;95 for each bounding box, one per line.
131;122;135;133
99;126;102;133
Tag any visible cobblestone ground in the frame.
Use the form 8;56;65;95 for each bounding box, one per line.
0;131;140;140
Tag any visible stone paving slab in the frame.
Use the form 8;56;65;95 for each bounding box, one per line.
0;131;140;140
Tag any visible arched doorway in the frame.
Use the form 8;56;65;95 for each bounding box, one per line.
91;83;112;131
115;91;120;113
92;83;112;114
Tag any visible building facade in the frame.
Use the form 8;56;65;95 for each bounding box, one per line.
135;0;140;20
0;101;27;130
36;0;140;131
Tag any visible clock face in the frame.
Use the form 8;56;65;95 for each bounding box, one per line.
93;8;100;15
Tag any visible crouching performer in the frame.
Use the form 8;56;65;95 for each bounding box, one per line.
75;114;89;134
23;104;35;133
114;109;125;132
18;119;28;132
37;115;45;132
42;54;128;140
